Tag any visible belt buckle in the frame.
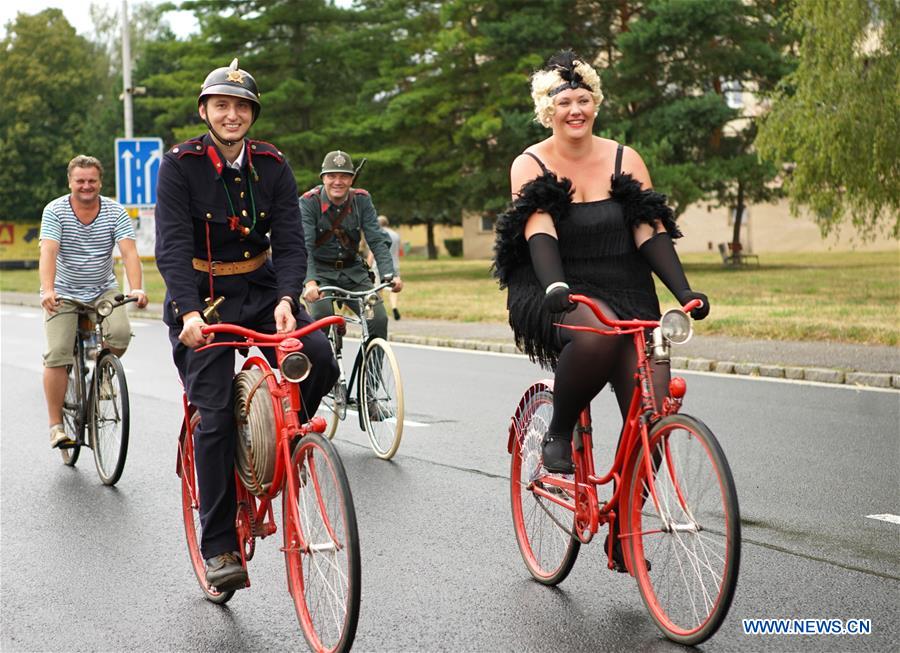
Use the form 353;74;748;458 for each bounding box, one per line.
335;260;344;270
209;260;222;276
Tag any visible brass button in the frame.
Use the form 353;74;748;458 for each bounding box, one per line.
240;192;245;198
241;209;248;217
243;251;251;259
259;211;266;218
205;212;212;220
195;145;202;151
172;147;180;153
234;176;241;183
251;144;257;150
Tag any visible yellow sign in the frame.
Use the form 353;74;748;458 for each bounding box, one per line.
0;222;41;262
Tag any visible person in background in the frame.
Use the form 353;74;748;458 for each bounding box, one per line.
39;154;148;449
367;215;403;320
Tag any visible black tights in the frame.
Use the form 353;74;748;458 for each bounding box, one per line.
548;300;670;443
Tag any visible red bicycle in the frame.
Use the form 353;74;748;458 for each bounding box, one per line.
177;317;360;653
508;295;740;645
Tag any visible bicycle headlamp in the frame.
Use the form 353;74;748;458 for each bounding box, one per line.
96;299;114;317
280;352;312;383
660;309;693;345
366;293;379;307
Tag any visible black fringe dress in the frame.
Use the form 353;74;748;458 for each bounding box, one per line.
492;146;681;369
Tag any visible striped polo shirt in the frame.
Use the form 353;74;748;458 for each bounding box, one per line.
39;195;136;302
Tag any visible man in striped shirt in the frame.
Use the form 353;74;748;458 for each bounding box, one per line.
39;154;149;448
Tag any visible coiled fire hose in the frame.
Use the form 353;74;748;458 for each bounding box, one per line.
233;368;277;496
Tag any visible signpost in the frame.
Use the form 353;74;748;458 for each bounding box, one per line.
115;137;163;206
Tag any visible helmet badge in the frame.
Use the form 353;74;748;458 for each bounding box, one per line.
226;69;244;83
333;153;347;167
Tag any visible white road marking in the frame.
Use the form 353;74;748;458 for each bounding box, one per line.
343;407;429;428
866;514;900;525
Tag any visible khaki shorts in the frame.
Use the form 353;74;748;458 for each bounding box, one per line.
43;289;132;368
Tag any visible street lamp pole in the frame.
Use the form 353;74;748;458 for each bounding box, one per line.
121;0;133;138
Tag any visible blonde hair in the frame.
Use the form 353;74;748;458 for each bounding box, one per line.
67;155;104;179
530;58;603;128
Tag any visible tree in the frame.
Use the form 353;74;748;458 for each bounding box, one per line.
0;10;111;222
755;0;899;239
603;0;795;251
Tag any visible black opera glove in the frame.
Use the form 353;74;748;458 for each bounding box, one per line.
678;290;710;321
542;283;575;314
639;232;709;320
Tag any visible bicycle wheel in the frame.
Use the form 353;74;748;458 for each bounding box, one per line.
91;353;129;485
283;432;360;653
180;412;234;605
60;359;84;466
317;380;345;440
360;338;403;460
509;382;580;585
625;414;740;645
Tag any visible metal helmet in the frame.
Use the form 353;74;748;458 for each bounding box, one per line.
320;150;355;177
198;58;261;122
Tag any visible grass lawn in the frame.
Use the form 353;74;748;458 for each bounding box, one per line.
1;251;897;345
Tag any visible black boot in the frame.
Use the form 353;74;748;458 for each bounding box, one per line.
605;534;651;573
541;433;575;474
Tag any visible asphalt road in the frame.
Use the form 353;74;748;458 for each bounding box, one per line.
2;306;898;652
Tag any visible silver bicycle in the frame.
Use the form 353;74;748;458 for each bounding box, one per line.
314;281;404;459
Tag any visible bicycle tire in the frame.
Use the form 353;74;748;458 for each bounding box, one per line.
316;327;344;440
625;414;740;645
180;411;235;605
509;382;580;585
60;346;85;466
360;338;404;460
283;432;360;653
91;353;129;485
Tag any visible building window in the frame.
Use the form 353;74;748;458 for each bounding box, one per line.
722;79;743;109
480;215;495;232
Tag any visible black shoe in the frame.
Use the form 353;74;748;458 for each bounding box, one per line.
205;551;248;591
541;435;574;474
393;308;401;320
605;534;651;573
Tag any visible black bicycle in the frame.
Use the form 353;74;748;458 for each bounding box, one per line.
52;294;136;485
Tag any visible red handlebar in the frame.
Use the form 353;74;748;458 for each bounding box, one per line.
566;294;701;330
199;315;344;344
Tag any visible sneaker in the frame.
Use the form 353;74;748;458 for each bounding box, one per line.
205;551;248;591
393;308;401;320
541;434;575;474
50;424;74;448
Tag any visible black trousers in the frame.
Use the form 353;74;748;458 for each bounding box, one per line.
169;289;338;559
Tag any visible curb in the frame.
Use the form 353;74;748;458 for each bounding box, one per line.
3;294;895;390
388;334;899;390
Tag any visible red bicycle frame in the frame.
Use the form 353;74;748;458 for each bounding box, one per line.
507;295;701;574
177;316;345;574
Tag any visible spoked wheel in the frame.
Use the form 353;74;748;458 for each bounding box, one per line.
60;363;83;466
283;433;360;653
626;414;740;645
316;381;346;440
509;382;580;585
91;353;129;485
360;338;403;460
180;412;234;605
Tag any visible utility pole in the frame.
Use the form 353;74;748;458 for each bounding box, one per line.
121;0;133;138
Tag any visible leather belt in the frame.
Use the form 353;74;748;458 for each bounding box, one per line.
315;257;358;270
192;252;268;276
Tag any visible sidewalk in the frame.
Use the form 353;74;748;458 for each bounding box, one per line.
4;291;897;389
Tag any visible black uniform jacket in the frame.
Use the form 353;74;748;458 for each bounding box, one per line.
155;133;305;326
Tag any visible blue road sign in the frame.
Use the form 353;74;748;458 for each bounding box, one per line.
115;137;164;206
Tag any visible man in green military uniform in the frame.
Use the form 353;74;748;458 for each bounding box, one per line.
300;150;402;342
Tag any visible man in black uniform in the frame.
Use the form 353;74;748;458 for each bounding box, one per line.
155;59;337;592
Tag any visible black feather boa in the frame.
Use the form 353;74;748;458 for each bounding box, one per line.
491;170;682;366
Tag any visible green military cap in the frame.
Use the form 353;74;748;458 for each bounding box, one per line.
320;150;355;177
